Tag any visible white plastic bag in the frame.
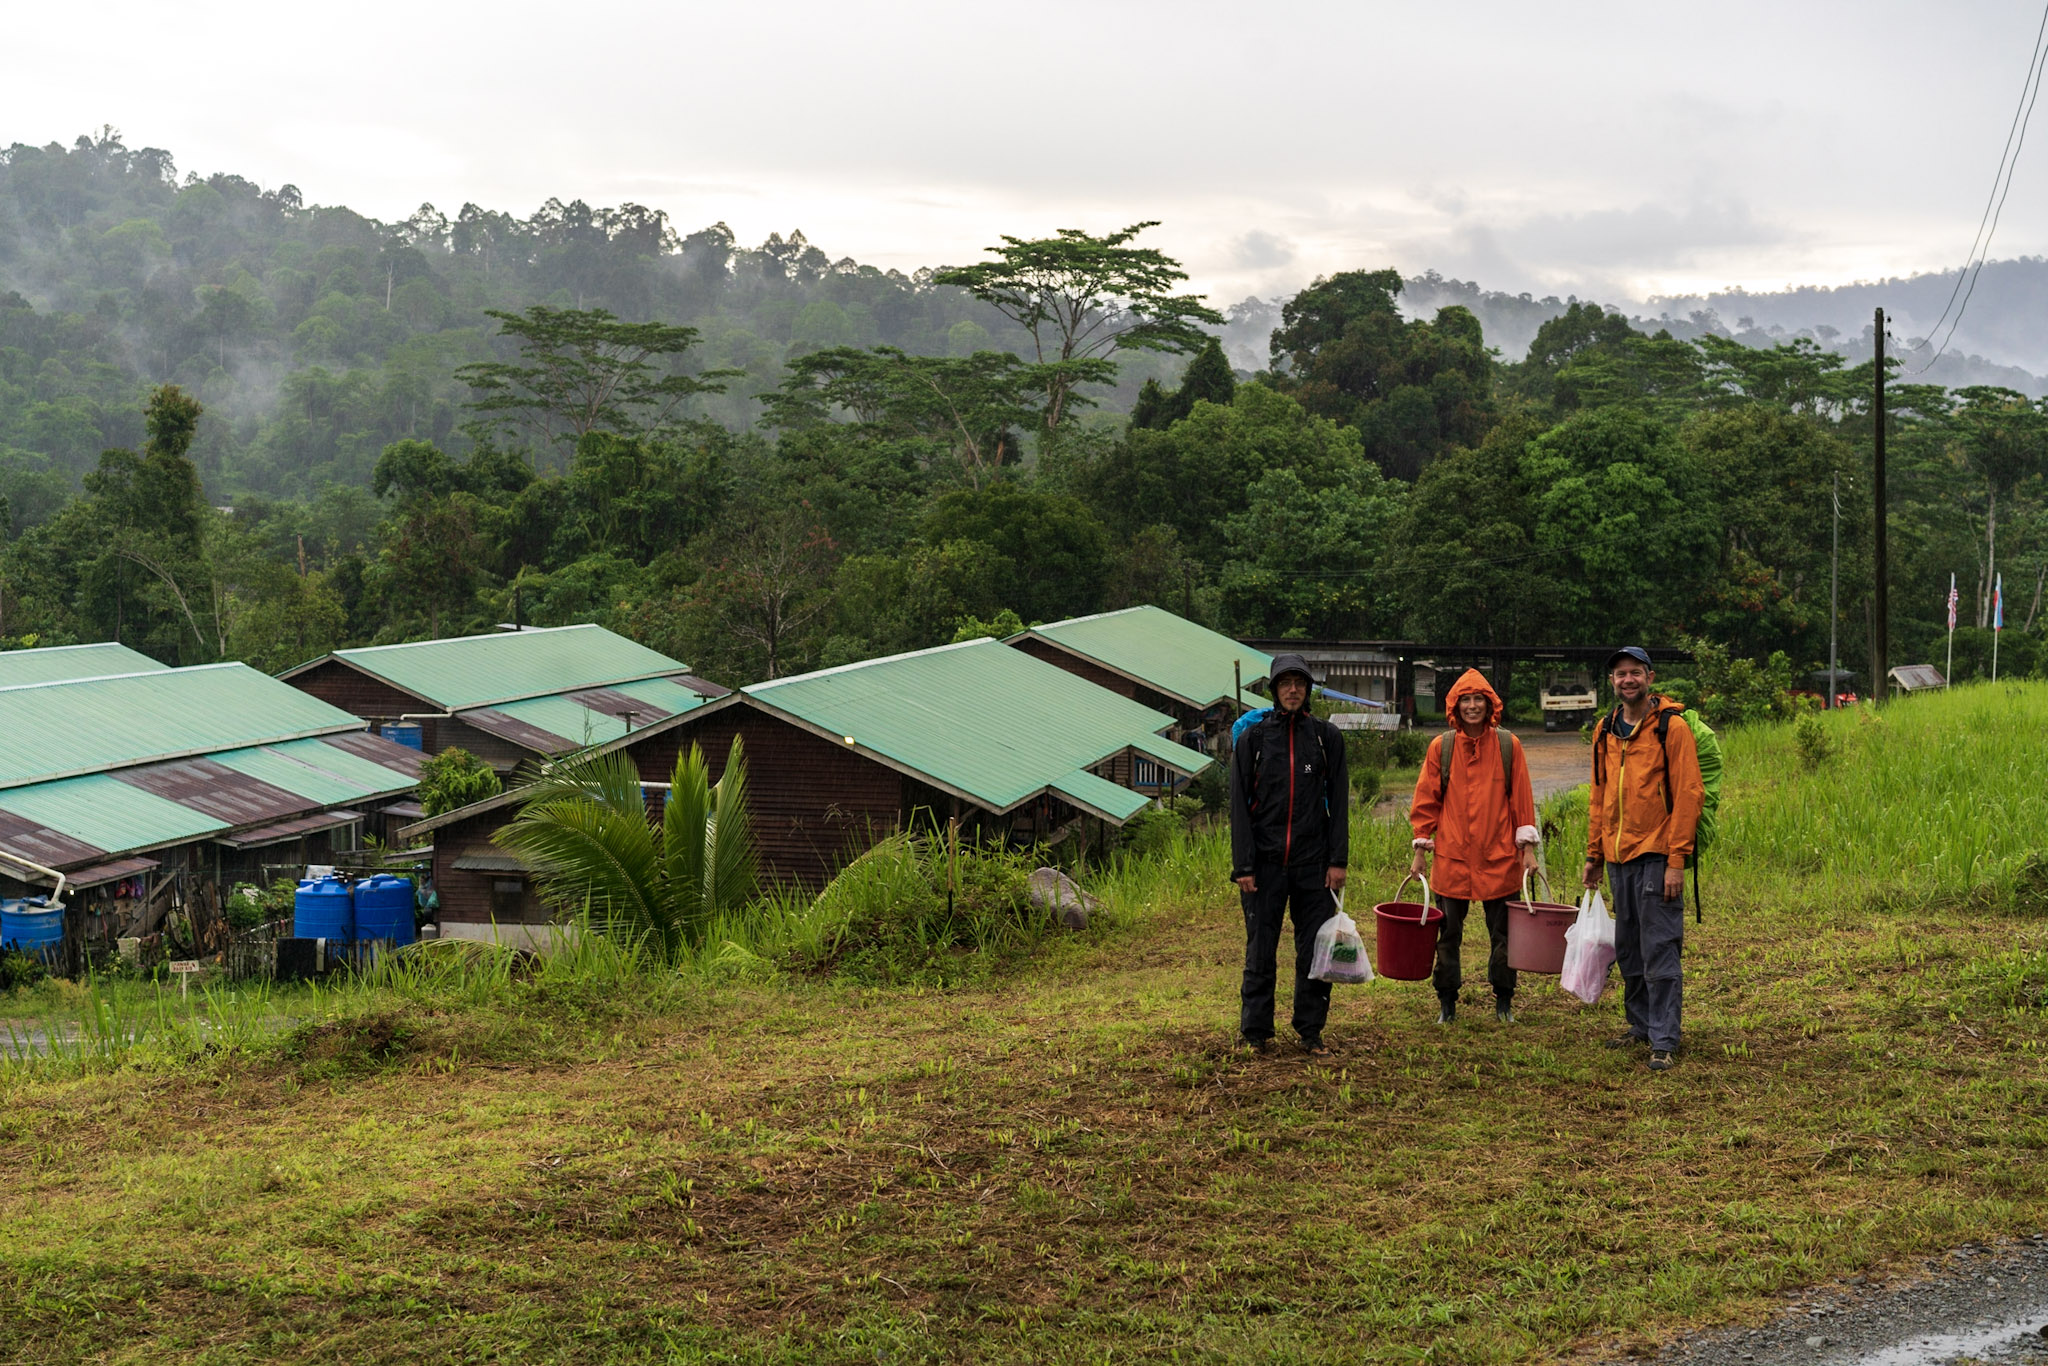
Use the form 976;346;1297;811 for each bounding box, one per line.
1312;898;1374;985
1558;889;1617;1005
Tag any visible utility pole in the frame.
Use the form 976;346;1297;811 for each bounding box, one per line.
1829;472;1839;709
1872;307;1888;703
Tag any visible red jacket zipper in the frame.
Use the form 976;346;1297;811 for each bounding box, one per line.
1284;722;1296;864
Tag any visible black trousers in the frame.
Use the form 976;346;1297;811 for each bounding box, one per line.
1240;860;1336;1043
1432;895;1517;1005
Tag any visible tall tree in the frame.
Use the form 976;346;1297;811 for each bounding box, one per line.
936;222;1219;434
456;306;740;452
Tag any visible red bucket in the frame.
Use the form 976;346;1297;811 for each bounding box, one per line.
1506;871;1577;975
1373;872;1444;981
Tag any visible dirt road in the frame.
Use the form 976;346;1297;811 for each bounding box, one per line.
1506;726;1593;800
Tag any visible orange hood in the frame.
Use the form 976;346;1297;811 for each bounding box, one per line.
1442;668;1503;728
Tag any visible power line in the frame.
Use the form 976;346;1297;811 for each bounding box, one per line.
1908;0;2048;374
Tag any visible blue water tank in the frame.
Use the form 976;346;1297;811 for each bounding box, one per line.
352;875;415;946
0;897;62;963
380;722;424;750
293;877;353;941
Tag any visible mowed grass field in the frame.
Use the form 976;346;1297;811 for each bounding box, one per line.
2;684;2046;1364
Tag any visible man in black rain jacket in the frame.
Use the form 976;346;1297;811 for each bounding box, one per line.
1228;652;1349;1055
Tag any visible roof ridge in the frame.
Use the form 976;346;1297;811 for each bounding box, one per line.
337;624;590;657
0;641;147;655
745;636;994;693
0;661;244;697
1032;606;1149;630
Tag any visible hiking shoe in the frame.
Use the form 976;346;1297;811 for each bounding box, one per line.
1495;1001;1515;1025
1242;1037;1277;1056
1603;1031;1649;1050
1300;1037;1335;1057
1435;1002;1457;1025
1648;1050;1675;1072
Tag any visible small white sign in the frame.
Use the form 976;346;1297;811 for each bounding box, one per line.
168;959;201;998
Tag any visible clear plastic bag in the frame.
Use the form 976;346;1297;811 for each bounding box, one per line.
1558;889;1617;1004
1312;900;1374;985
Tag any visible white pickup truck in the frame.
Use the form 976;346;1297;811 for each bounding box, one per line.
1539;671;1598;731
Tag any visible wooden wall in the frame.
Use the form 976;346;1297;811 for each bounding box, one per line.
285;661;423;724
622;706;905;889
431;807;545;926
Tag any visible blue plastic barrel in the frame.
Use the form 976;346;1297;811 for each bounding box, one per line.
380;722;424;750
352;875;415;946
0;897;62;964
293;877;354;941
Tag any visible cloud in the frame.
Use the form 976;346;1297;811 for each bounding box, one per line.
1229;229;1296;271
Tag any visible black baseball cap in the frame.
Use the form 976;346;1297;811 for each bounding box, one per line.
1604;646;1653;672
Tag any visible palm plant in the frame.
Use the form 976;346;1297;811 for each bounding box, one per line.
495;737;756;962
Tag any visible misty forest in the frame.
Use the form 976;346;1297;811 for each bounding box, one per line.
1;130;2044;691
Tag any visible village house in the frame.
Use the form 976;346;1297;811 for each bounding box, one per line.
279;624;727;773
1003;606;1271;783
399;637;1214;941
0;650;423;971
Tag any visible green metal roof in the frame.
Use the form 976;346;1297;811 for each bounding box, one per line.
608;676;720;713
0;773;226;854
1129;730;1210;776
309;625;691;710
1050;768;1151;823
1011;606;1273;709
210;738;417;808
0;642;168;688
0;664;364;792
741;637;1210;816
461;678;717;751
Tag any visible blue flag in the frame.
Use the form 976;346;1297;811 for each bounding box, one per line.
1994;574;2004;631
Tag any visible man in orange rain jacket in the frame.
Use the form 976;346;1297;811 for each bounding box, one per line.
1582;646;1703;1073
1408;669;1539;1026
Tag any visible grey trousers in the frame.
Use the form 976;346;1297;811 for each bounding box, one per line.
1608;854;1685;1051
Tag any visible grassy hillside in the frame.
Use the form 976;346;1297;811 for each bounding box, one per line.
2;684;2044;1363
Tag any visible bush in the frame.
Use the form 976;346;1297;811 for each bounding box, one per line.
0;948;47;992
1794;712;1835;770
1121;796;1203;856
794;833;1051;986
227;878;297;931
1388;727;1431;766
1677;637;1796;727
1186;756;1229;812
417;748;503;818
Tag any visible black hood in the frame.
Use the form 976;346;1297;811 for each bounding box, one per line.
1267;652;1316;709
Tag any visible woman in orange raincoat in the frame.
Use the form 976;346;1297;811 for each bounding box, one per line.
1408;669;1539;1024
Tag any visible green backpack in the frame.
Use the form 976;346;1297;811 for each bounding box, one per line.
1593;704;1724;919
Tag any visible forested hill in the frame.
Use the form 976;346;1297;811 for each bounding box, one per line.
0;131;2041;702
1218;275;2046;397
9;130;2046;515
0;131;1191;499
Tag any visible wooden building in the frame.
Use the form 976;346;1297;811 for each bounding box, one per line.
399;638;1213;929
0;651;422;974
1005;607;1272;781
280;624;726;773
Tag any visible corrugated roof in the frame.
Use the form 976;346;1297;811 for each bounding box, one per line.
1010;606;1273;709
210;737;419;809
741;637;1211;814
302;625;692;710
1050;768;1151;823
0;641;168;688
457;679;720;753
0;773;227;853
0;664;362;791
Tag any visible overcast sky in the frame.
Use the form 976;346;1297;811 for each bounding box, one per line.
9;1;2047;308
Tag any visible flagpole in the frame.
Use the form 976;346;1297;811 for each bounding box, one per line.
1946;572;1956;689
1992;573;2003;683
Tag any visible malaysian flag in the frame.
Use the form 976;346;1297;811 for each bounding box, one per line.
1948;574;1958;631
